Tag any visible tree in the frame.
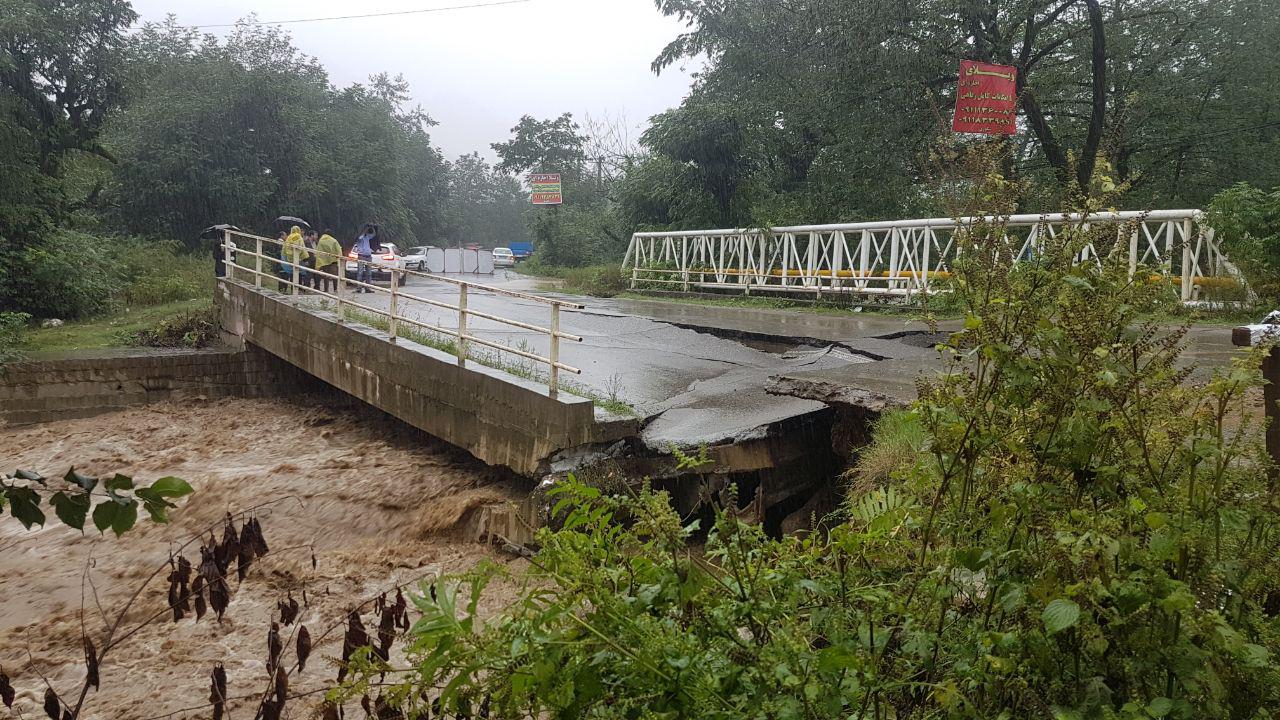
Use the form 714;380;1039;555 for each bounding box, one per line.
103;18;451;246
0;0;136;174
448;152;529;247
492;113;588;182
644;0;1280;225
0;0;136;312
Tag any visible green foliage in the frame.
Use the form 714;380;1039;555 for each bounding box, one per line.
519;262;628;297
492;113;587;182
637;0;1280;227
1207;183;1280;300
105;20;450;247
848;409;927;490
3;230;212;319
448;153;529;247
119;304;219;348
1;468;192;535
0;311;30;362
6;229;127;319
347;173;1280;718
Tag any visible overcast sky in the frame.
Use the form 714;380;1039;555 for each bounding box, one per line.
128;0;700;161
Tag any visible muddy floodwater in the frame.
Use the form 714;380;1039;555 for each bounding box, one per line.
0;396;526;720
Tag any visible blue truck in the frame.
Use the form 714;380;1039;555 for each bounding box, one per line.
508;241;535;262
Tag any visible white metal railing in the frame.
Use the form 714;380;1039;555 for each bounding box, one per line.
622;210;1244;302
220;229;582;395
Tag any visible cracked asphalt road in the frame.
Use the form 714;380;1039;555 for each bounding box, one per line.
300;271;875;448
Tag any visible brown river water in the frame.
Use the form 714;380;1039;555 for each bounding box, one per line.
0;396;527;720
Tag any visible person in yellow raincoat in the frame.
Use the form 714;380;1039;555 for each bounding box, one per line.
282;225;311;289
314;229;344;293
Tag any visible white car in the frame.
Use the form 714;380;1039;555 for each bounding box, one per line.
492;247;516;268
345;242;406;282
401;246;436;271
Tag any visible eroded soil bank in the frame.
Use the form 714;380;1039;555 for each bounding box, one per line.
0;396;525;720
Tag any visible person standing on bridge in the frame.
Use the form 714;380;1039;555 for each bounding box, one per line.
315;229;343;293
353;224;376;292
283;225;311;290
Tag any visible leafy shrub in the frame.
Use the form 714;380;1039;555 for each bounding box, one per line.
518;261;629;297
1206;183;1280;301
0;311;31;362
562;265;627;297
3;232;214;319
120;304;219;348
6;229;125;319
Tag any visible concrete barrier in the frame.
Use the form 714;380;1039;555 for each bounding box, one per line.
216;279;610;475
0;346;312;425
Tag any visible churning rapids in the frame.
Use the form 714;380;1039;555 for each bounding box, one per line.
0;396;527;720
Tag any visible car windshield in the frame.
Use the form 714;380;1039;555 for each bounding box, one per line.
495;248;512;255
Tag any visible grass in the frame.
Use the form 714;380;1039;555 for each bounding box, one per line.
340;307;637;416
24;298;213;353
512;262;629;297
846;409;927;493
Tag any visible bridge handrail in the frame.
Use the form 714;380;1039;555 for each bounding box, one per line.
622;209;1242;304
626;209;1203;239
220;229;581;395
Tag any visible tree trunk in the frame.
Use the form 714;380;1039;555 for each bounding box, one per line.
1076;0;1108;190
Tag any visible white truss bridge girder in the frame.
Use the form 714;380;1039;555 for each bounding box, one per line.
622;210;1241;301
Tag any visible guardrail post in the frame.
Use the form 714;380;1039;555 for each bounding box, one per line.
389;269;399;343
1180;217;1194;301
254;236;262;288
336;262;346;323
1127;226;1139;278
222;230;233;281
550;303;560;397
457;284;468;366
291;254;299;295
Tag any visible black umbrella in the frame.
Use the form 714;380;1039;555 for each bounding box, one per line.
276;216;311;229
199;223;240;239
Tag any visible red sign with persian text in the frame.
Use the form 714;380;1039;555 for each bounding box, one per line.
953;60;1018;135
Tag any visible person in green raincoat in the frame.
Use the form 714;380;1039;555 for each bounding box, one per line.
314;229;344;293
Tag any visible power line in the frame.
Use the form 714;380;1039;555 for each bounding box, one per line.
180;0;533;30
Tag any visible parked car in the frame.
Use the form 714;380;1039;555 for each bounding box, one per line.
345;242;406;283
492;247;516;268
401;246;435;271
508;241;534;261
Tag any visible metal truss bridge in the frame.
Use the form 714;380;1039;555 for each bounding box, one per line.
622;210;1241;302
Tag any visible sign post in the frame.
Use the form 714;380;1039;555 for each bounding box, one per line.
953;60;1018;135
530;173;563;205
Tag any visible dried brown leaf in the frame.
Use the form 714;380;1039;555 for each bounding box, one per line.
258;698;281;720
273;666;288;707
376;608;397;661
296;625;312;673
320;701;341;720
193;573;208;621
266;622;282;676
210;662;228;720
43;687;59;720
0;667;14;708
216;513;239;576
338;610;370;682
84;636;99;690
